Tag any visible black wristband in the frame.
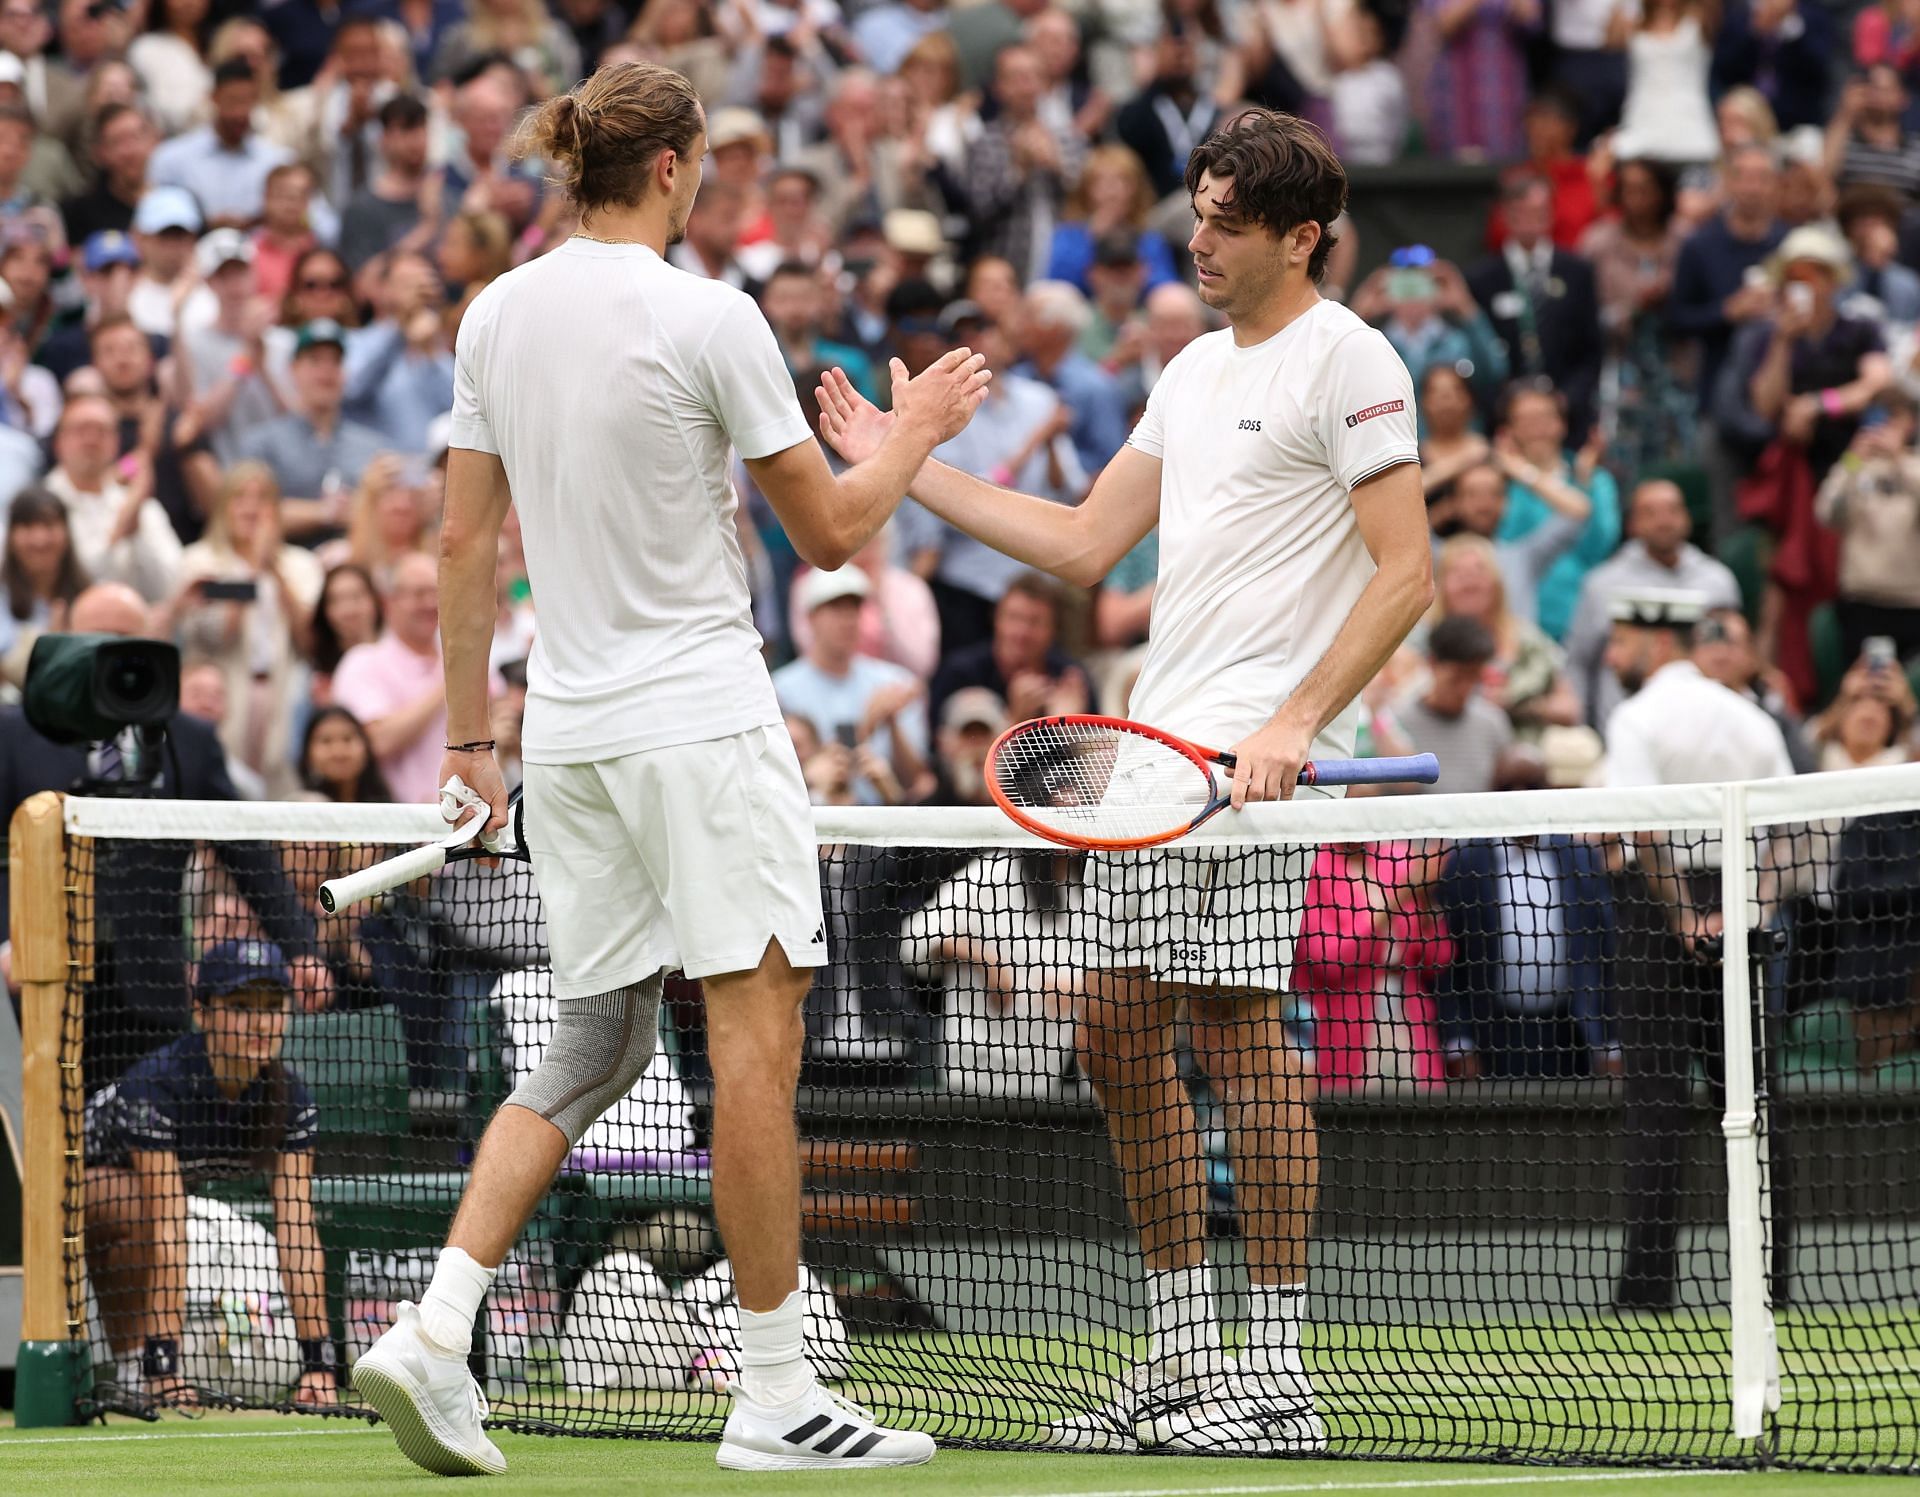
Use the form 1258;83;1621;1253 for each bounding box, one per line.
142;1335;180;1378
299;1337;338;1376
445;740;496;753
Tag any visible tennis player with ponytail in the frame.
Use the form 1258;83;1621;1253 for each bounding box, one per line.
351;62;988;1476
818;109;1432;1454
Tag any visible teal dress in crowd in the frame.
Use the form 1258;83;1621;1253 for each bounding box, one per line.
1496;462;1622;641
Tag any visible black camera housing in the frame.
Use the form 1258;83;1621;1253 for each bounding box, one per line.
23;633;180;746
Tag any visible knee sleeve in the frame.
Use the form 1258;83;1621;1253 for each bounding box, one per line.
506;974;663;1147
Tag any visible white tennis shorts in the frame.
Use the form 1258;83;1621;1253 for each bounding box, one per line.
521;724;828;998
1082;788;1326;992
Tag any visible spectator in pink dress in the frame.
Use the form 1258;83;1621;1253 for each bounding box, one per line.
1295;843;1448;1095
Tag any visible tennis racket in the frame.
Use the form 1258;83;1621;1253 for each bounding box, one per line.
317;789;528;914
987;714;1439;850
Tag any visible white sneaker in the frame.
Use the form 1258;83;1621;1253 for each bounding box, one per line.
352;1301;508;1476
1151;1361;1327;1454
1040;1354;1219;1453
717;1382;935;1470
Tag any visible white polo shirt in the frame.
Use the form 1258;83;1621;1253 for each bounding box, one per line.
1123;297;1418;756
451;239;813;764
1604;660;1795;790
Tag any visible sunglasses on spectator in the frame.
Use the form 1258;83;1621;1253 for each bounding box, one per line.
301;276;348;292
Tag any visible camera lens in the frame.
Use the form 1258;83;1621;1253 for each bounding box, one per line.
106;654;156;702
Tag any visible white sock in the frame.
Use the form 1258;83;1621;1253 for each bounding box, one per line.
1147;1263;1218;1366
739;1285;811;1407
1246;1280;1308;1375
417;1245;497;1356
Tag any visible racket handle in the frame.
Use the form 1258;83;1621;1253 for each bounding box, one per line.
318;842;451;914
1302;753;1440;787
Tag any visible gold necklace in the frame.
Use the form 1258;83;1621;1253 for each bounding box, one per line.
572;230;646;246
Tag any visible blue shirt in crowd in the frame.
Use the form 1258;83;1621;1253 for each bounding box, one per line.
83;1030;317;1187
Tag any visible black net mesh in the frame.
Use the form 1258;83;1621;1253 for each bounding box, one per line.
1755;811;1920;1470
54;805;1920;1468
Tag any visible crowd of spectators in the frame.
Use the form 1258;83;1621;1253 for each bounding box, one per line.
0;0;1918;1106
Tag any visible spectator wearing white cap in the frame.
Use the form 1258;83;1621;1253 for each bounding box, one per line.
927;685;1008;806
149;57;295;230
128;187;213;341
773;564;932;805
787;526;941;680
0;51;81;206
176;228;284;465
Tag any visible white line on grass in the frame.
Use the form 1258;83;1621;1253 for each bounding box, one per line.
1027;1471;1761;1497
1;1426;386;1446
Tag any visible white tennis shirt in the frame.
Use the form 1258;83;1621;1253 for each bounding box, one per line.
450;238;812;764
1124;297;1419;757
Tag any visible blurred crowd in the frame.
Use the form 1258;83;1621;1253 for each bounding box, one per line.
2;0;1920;1104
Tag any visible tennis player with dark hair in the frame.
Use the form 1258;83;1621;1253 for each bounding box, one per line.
351;60;988;1476
819;108;1432;1454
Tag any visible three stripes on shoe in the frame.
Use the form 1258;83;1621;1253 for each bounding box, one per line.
782;1412;888;1458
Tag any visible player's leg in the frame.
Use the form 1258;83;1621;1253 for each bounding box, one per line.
356;760;668;1476
1188;990;1323;1420
1037;969;1219;1452
1077;969;1211;1334
649;726;932;1469
1146;842;1326;1455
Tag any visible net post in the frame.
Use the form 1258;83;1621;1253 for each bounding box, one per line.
10;792;89;1426
1718;780;1777;1445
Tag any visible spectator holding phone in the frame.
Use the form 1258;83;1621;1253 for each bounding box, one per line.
1815;385;1920;664
774;566;930;806
167;462;323;796
1351;246;1509;412
1812;648;1916;769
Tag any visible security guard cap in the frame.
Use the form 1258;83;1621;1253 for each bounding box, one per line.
1608;589;1709;628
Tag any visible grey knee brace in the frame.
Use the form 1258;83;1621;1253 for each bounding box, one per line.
506;975;663;1146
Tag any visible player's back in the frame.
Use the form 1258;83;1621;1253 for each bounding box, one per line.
451;238;811;765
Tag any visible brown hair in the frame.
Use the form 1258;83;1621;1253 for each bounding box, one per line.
516;61;704;217
1066;144;1155;230
1182;108;1346;282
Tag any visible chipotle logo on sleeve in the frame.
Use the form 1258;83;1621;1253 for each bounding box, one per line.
1344;399;1406;428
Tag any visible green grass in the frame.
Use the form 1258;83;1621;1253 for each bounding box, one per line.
450;1312;1916;1469
1;1413;1918;1497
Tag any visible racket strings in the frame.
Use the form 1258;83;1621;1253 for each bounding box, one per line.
991;722;1213;843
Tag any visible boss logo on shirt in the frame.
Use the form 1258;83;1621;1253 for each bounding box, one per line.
1345;399;1406;428
1237;419;1262;431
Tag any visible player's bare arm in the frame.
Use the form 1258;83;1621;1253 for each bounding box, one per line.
438;444;515;837
1229;459;1432;807
815;362;1161;586
748;349;991;570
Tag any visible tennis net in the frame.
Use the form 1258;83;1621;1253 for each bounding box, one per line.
13;765;1920;1468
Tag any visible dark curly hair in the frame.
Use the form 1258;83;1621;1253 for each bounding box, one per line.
1183;108;1347;283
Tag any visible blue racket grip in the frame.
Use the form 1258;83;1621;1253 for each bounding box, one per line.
1301;753;1440;787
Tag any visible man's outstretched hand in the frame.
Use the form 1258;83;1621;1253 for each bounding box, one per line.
818;350;990;465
